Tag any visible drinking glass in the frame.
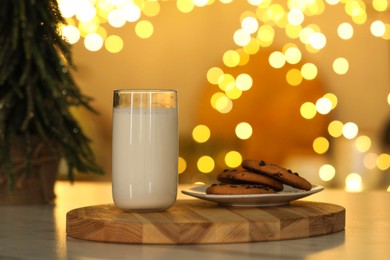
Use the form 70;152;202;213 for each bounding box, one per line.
112;89;178;212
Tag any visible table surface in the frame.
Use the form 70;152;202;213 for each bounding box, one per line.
1;181;389;260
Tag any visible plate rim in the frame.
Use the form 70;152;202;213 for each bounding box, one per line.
181;184;324;206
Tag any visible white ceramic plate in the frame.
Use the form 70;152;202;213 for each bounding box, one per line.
181;184;324;207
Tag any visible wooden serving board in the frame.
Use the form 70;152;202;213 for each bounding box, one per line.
66;200;345;244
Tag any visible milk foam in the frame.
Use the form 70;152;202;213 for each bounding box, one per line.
112;107;178;211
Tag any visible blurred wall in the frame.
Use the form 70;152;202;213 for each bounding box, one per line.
67;1;390;182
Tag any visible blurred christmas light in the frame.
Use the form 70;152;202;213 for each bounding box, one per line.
269;51;286;68
319;164;336;181
178;157;187;174
192;125;211;143
345;173;362;192
301;63;318;80
236;73;253;91
333;57;349;75
328;120;344;137
235;122;253;140
313;136;329;154
338;22;354;40
225;151;243;168
342;122;359;139
197;155;215;173
300;102;317;119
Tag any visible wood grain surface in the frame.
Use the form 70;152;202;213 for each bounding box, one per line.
66;200;345;244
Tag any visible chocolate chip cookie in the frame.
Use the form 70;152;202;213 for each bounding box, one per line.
217;169;284;191
206;183;276;195
241;160;312;191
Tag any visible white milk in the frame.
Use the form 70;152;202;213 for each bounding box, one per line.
112;107;178;211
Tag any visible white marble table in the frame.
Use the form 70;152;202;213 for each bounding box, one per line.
1;181;389;259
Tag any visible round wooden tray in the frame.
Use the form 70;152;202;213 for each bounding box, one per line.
66;199;345;244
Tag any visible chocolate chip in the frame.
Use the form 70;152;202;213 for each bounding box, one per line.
272;173;282;179
259;160;266;166
287;169;292;173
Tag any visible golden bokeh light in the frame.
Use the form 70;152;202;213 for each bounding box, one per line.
193;0;209;7
122;3;142;22
105;35;123;53
225;151;243;168
58;0;78;18
177;0;195;13
178;157;187;174
207;67;224;85
197;155;215;173
325;0;340;5
192;124;211;143
237;49;250;65
223;50;241;67
333;57;349;75
376;153;390;171
342;122;359;139
84;33;103;51
225;84;242;100
364;152;378;169
338;22;354;40
345;173;362;192
107;9;127;28
257;25;275;47
319;164;336;181
285;24;302;39
284;46;302;64
299;25;317;45
313;136;329;154
301;62;318;80
235;122;253;140
355;135;372;153
234;29;251;46
269;51;286;68
248;0;263;6
373;0;388;12
370;20;386;37
76;1;96;22
61;25;80;44
316;97;333;115
211;93;233;113
323;93;338;109
328;120;344;138
236;73;253;91
300;102;317;119
135;20;154;39
241;16;259;34
243;38;261;55
286;68;303;86
143;0;161;17
78;20;99;37
287;8;304;26
218;74;235;91
309;32;326;50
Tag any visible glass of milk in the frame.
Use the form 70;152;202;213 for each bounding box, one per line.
112;89;178;212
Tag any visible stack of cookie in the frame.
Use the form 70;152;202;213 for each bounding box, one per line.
206;159;312;195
